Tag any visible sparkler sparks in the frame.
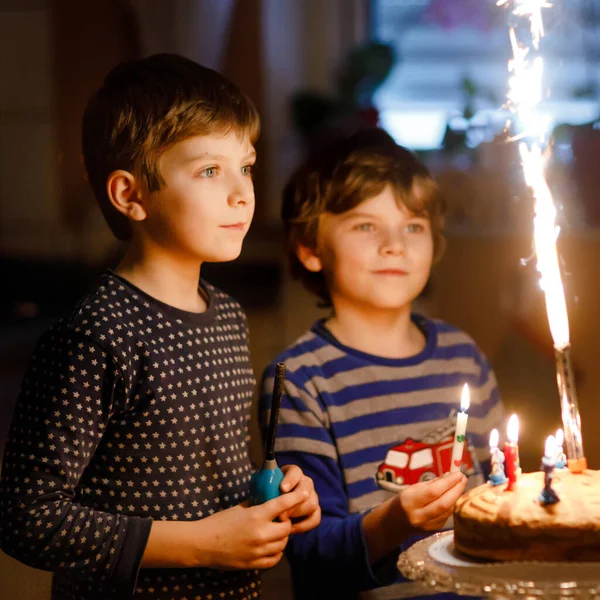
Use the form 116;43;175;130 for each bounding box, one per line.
497;0;551;47
501;0;586;469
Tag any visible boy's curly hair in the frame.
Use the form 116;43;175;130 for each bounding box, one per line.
82;53;260;241
282;128;446;307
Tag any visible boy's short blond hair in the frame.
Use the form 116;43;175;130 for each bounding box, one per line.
82;53;260;241
282;128;445;307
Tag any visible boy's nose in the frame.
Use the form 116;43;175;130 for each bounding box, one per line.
228;189;251;206
380;231;406;255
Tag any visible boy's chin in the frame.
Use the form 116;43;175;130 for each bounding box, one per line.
360;293;419;312
202;245;244;263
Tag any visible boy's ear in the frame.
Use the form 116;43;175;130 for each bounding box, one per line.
296;245;323;273
106;170;147;222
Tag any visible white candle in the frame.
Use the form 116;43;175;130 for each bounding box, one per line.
545;435;557;463
490;428;499;451
489;428;501;469
555;428;564;449
450;384;470;473
488;428;507;485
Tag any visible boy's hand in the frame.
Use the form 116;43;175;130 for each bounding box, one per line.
394;471;467;532
279;464;321;534
195;487;309;570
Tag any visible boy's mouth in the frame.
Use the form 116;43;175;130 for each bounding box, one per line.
220;222;247;231
374;269;408;276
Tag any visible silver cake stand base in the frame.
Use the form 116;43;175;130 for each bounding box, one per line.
397;531;600;599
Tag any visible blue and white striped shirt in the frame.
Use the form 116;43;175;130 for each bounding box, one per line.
260;314;505;600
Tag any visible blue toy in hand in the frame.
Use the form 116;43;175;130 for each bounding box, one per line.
250;362;286;504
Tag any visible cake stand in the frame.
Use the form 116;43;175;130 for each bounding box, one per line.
397;531;600;599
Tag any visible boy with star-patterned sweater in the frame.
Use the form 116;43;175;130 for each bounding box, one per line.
0;54;320;600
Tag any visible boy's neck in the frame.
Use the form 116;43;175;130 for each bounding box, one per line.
115;243;207;313
325;301;425;359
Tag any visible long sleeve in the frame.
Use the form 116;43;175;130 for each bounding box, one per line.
260;365;398;597
0;326;152;593
278;451;399;597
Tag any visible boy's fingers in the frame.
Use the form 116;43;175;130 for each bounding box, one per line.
251;552;284;570
423;507;454;529
419;477;467;520
261;518;293;542
280;464;302;493
406;472;465;508
290;506;322;535
259;537;289;557
288;494;319;519
285;479;315;513
427;511;453;530
261;487;309;520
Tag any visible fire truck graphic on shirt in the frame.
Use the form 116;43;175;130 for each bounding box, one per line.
375;413;479;492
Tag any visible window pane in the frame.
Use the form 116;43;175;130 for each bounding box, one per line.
372;0;600;150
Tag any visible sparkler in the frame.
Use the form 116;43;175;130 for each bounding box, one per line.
499;0;586;472
498;0;551;48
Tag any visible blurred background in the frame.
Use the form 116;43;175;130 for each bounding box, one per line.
2;0;600;597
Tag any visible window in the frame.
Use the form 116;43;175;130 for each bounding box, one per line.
385;449;409;468
372;0;600;150
409;448;434;470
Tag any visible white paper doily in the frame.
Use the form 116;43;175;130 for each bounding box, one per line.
398;531;600;598
427;533;491;568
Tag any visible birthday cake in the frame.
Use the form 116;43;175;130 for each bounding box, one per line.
453;469;600;562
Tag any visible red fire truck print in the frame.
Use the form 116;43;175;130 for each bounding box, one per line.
375;416;477;492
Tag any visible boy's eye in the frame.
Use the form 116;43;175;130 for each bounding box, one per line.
406;222;425;233
354;223;374;232
200;167;218;178
241;164;254;176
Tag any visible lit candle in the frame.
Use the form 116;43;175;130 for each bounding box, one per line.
504;414;520;491
488;428;507;486
554;428;567;469
540;434;560;505
450;384;470;473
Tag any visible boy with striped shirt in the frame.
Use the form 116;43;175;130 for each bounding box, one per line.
260;128;505;599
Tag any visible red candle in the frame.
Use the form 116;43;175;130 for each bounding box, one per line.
504;414;520;490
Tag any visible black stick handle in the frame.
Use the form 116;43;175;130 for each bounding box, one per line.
265;362;286;460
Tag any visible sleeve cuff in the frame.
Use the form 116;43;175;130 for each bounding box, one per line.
356;514;404;589
112;516;153;595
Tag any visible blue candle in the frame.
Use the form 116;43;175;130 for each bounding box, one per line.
488;428;507;486
540;435;560;505
554;428;567;469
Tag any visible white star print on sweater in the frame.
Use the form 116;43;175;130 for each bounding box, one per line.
0;272;259;600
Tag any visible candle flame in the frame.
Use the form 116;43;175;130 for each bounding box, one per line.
502;0;570;350
555;427;564;448
545;434;557;459
490;428;500;449
507;414;519;443
460;384;470;412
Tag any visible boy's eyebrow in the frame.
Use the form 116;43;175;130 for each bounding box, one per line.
340;210;427;221
183;150;257;164
339;211;380;221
